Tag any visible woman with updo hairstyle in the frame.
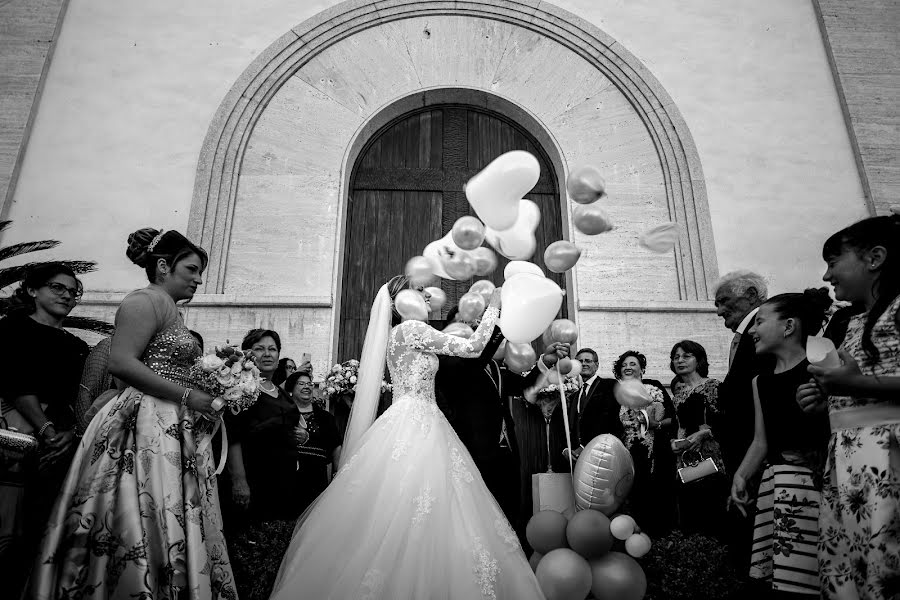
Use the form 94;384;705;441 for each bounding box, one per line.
29;228;237;599
0;262;89;597
729;287;832;596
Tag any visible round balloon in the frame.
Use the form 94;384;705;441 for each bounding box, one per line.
544;241;582;273
457;292;487;322
625;533;652;558
505;342;537;374
394;289;428;322
443;322;474;338
529;552;544;573
568;359;583;377
468;279;496;303
504;260;544;280
471;246;498;276
442;249;477;281
573;204;614;236
609;515;636;541
557;358;573;376
565;509;614;560
526;510;569;554
492;339;507;361
465;150;539;231
451;215;486;250
589;552;647;600
535;548;592;600
499;274;564;344
566;165;606;204
573;434;635;515
614;380;652;409
405;255;435;287
424;286;446;311
638;221;680;253
550;319;578;344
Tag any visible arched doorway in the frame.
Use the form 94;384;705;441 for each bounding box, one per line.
338;104;567;362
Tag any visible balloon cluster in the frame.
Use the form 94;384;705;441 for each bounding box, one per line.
526;435;651;600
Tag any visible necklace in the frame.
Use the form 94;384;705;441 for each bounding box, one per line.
260;380;277;395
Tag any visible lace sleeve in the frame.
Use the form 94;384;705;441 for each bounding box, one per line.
398;307;500;358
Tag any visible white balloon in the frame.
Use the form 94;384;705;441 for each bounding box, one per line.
638;222;681;253
625;533;652;558
423;231;463;280
465;151;540;231
610;515;636;540
443;322;474;338
485;199;541;260
394;289;429;322
499;273;564;343
807;336;840;368
504;261;544;280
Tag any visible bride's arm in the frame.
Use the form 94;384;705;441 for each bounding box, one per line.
399;290;501;358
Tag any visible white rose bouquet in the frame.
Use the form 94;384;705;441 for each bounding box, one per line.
324;359;392;400
190;345;262;415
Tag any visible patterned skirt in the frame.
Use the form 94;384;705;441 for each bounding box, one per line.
749;464;821;595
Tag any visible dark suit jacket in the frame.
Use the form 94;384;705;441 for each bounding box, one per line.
435;327;539;464
719;319;775;475
567;376;624;447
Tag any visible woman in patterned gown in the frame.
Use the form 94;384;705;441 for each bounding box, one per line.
269;275;545;600
29;229;237;599
797;214;900;600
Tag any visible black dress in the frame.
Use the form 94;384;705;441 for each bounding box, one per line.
295;406;341;513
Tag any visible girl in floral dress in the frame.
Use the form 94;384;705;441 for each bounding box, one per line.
797;214;900;600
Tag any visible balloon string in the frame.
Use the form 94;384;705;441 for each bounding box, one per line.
557;363;574;483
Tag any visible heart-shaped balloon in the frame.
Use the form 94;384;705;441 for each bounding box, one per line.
573;204;614;236
465;151;540;231
500;273;564;343
458;292;487;322
471;247;498;276
573;434;635;514
566;165;606;204
505;342;537;373
485;199;541;260
468;279;496;304
638;222;680;253
424;286;446;312
423;231;461;279
504;260;544;280
405;255;435;287
544;241;582;273
451;216;486;251
394;289;428;322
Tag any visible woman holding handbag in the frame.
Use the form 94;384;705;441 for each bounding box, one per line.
729;289;831;597
669;340;728;537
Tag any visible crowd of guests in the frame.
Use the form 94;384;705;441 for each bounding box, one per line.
0;211;897;600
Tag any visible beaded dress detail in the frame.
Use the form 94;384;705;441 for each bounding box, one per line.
270;307;545;600
30;286;237;600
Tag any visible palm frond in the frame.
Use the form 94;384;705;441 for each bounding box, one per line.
0;240;61;262
0;220;12;235
0;260;97;290
64;316;115;336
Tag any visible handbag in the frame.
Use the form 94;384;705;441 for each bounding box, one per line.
677;448;719;484
0;416;39;463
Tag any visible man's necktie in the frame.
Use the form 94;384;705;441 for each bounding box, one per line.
728;331;741;370
578;382;589;414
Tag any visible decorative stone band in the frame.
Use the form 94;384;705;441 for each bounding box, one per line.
829;404;900;433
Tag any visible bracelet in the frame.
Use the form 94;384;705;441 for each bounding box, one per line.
181;388;192;407
38;420;55;438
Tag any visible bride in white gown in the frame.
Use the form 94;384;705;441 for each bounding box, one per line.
269;275;545;599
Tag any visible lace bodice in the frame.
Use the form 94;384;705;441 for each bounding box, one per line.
386;307;499;402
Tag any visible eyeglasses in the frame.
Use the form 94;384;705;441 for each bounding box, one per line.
295;381;314;388
44;282;82;301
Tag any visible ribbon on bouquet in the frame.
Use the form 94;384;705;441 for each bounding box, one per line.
196;399;228;477
557;363;575;482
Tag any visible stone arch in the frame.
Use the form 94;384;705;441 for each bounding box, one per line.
189;0;717;301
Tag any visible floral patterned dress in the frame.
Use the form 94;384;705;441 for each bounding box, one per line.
29;287;236;599
269;307;544;599
819;295;900;600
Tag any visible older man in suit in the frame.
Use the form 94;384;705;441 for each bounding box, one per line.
563;348;623;463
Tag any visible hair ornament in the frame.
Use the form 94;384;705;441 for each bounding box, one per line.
148;229;165;252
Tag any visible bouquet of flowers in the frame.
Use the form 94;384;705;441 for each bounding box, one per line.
524;374;581;419
324;359;392;400
190;345;262;415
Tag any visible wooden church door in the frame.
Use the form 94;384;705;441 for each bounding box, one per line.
339;105;566;363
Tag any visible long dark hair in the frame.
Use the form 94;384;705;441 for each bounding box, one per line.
763;287;832;342
272;357;294;386
126;228;208;283
10;262;82;314
823;215;900;362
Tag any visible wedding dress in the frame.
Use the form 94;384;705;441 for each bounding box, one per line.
269;305;545;599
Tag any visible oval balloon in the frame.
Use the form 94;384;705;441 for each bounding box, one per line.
614;380;652;409
458;292;487;322
566;165;606;204
468;279;496;304
544;241;582;273
394;289;428;322
405;255;435;287
573;434;635;515
485;199;541;260
535;549;592;600
424;286;446;312
451;215;486;251
589;552;647;600
550;319;578;344
504;260;544;280
471;246;498;276
505;342;537;373
499;274;564;343
573;204;614;236
443;322;474;338
638;221;680;253
442;249;477;280
465;150;540;231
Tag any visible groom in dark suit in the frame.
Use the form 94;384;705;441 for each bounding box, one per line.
435;306;563;539
563;348;623;463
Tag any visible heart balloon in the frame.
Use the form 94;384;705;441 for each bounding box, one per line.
550;319;578;344
566;165;606;204
504;260;544;280
499;273;564;343
468;279;496;304
423;232;461;279
573;204;614;236
505;342;537;373
458;292;487;322
485;199;541;260
424;286;446;312
404;255;435;287
443;322;474;338
638;221;680;253
573;434;635;515
451;216;486;251
614;380;652;409
471;247;498;276
544;241;581;273
394;289;428;322
465;151;540;231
